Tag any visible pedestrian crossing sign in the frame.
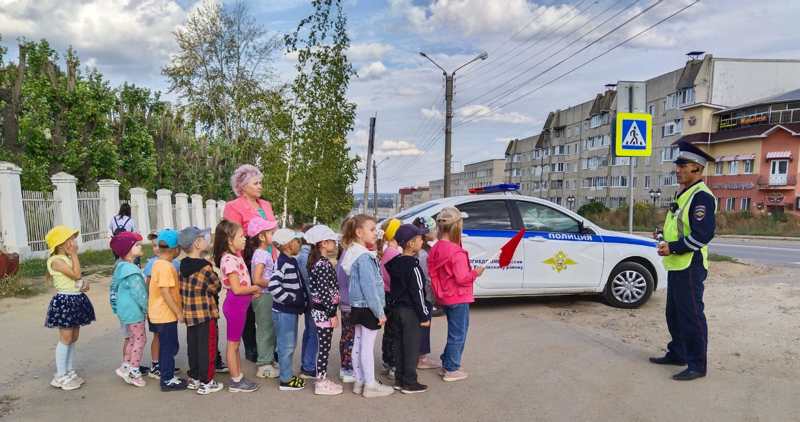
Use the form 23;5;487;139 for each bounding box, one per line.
615;112;652;157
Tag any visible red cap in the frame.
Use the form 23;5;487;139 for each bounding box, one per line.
110;232;143;258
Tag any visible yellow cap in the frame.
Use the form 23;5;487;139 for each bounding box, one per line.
45;225;79;254
383;218;401;241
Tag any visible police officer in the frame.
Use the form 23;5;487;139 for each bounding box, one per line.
650;140;716;381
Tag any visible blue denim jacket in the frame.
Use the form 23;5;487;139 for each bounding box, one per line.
348;252;386;319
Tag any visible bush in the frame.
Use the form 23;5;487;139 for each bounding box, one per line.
0;275;43;298
578;201;609;217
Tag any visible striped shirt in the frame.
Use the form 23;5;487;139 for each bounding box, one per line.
268;253;307;314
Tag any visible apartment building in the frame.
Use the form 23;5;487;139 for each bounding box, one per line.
398;186;431;210
429;159;506;200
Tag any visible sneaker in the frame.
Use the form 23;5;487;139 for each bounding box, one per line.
58;375;82;391
148;366;161;380
229;377;260;393
381;367;395;381
256;364;280;379
160;377;188;392
174;367;182;374
401;382;428;394
339;371;356;384
50;375;64;388
442;370;469;382
279;376;305;391
393;381;403;391
314;378;343;396
129;371;146;388
300;370;317;379
138;366;150;376
187;377;200;390
417;356;442;370
66;371;85;385
362;382;395;398
197;380;224;395
115;366;132;384
215;360;229;373
352;381;363;395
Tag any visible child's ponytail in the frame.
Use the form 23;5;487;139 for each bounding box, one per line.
341;214;375;247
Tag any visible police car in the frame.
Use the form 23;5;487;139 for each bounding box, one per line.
391;184;667;308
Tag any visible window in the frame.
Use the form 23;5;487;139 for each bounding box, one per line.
590;114;602;128
512;154;521;162
554;127;565;138
612;156;631;166
741;197;751;211
677;87;695;106
661;146;679;162
517;201;580;233
644;175;651;188
551;162;566;172
611;176;628;187
665;93;678;110
715;162;724;175
725;197;735;211
583;178;593;188
662;171;677;186
510;168;521;177
743;159;754;174
662;119;683;137
648;104;656;117
457;200;513;231
729;161;738;175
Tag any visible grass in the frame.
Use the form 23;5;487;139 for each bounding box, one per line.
709;253;738;263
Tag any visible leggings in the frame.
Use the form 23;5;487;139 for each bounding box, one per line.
352;324;379;385
124;322;147;368
339;310;355;372
315;326;334;378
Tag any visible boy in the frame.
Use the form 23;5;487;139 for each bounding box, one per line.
148;229;187;391
385;224;432;394
143;233;183;379
178;226;224;395
268;228;308;391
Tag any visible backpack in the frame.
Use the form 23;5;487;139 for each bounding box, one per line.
113;216;131;235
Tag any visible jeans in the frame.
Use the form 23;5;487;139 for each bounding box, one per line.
301;313;318;375
251;294;276;366
441;303;470;372
272;310;299;382
151;321;179;385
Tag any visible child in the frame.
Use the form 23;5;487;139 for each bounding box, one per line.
412;216;441;370
44;226;95;391
378;218;401;379
428;207;485;382
214;219;262;393
386;224;432;394
268;228;308;391
336;218;356;384
110;231;148;387
246;217;280;379
296;224;319;380
148;228;188;391
305;224;343;396
179;226;224;395
341;215;394;398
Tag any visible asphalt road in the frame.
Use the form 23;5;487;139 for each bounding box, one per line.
710;238;800;266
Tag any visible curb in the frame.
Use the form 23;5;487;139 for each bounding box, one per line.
632;232;800;242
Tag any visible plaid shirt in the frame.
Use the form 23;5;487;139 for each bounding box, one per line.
180;261;221;326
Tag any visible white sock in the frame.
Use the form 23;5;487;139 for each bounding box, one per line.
66;343;76;372
55;342;69;377
232;374;243;382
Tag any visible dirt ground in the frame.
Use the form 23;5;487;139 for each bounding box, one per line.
0;261;798;421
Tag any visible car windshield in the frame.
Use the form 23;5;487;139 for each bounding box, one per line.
393;201;440;221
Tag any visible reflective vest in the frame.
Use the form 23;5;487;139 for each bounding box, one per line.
662;181;714;271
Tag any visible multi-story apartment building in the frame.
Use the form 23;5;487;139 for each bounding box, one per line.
398;186;431;210
429;159;505;200
505;53;800;210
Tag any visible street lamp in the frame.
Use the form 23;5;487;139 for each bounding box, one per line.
567;195;576;209
419;50;488;198
649;188;662;207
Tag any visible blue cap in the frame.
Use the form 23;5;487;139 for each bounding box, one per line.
156;228;179;249
395;224;428;248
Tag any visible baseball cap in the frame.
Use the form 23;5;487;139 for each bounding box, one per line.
273;228;303;246
394;224;428;248
247;217;278;238
110;231;143;258
304;225;339;245
178;226;211;250
156;228;179;249
436;207;466;225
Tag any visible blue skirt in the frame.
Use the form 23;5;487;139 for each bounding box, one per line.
45;293;96;328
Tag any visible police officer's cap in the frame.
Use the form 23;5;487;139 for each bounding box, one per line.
672;140;715;167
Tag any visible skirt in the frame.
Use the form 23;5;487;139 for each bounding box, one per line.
45;293;96;328
350;307;381;330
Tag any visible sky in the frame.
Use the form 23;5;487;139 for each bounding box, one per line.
2;0;800;193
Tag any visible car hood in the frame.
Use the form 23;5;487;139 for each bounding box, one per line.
595;229;658;248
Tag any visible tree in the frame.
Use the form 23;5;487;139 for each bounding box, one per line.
284;0;359;224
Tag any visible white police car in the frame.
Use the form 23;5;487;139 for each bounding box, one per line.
391;184;667;308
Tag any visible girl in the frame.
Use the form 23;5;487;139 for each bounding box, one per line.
246;217;280;379
336;218;356;384
428;207;485;382
305;225;343;396
412;216;441;370
341;215;394;398
110;231;148;387
44;226;96;391
377;219;401;377
214;220;262;393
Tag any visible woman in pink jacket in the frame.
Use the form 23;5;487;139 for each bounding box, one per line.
427;207;484;382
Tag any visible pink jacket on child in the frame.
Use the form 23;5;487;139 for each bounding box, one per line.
427;239;478;306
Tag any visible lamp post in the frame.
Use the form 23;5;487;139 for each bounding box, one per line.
419;50;488;198
567;195;576;209
649;188;662;207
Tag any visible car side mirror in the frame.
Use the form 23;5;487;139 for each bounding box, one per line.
578;222;594;235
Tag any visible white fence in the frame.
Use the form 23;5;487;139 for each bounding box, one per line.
0;162;228;260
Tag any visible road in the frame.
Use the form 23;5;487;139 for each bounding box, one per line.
710;238;800;266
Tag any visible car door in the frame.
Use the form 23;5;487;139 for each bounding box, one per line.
515;200;604;288
455;199;523;289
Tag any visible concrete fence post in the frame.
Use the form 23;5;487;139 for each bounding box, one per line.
156;189;173;230
191;194;205;229
51;172;82;247
205;199;217;231
0;162;30;256
175;193;191;230
217;200;226;223
130;187;150;238
97;179;120;239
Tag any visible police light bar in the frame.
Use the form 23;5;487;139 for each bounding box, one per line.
469;183;520;194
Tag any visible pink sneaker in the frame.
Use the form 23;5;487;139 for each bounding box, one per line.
314;378;344;396
442;370;469;382
417;355;441;369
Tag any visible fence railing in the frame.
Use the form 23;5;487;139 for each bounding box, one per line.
77;191;104;243
22;190;60;252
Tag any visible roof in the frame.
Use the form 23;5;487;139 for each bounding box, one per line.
681;123;800;144
716;87;800;114
589;90;616;116
676;58;705;90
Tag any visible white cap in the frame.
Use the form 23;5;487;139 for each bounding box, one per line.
273;228;302;246
304;224;339;245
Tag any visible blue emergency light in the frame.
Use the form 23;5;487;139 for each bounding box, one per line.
468;183;520;194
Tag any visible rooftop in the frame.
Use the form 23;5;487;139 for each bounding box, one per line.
717;87;800;114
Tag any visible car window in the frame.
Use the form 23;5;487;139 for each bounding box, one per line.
455;200;513;230
517;201;580;233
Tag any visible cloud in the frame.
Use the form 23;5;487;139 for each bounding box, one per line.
456;104;533;124
348;42;393;62
376;140;423;157
420;107;443;120
357;61;388;80
348;128;370;148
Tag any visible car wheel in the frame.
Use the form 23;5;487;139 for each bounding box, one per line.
603;261;654;309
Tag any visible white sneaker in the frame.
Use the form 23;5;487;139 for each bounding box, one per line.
339;372;356;383
314;378;344;396
197;380;224;395
256;364;280;379
363;382;395;398
353;381;364;395
50;375;64;388
187;377;201;390
58;375;82;391
115;366;132;384
66;371;84;385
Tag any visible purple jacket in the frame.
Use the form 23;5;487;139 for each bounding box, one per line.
336;260;350;310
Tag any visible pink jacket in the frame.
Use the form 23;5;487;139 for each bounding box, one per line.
379;247;400;292
223;196;277;230
427;239;478;306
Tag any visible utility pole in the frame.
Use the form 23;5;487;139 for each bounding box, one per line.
362;116;376;214
373;160;378;217
420;51;488;198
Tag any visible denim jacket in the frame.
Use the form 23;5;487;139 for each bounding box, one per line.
344;244;386;320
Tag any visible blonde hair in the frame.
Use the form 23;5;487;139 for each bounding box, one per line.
437;217;463;246
341;214;375;247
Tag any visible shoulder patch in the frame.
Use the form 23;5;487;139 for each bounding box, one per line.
694;205;707;221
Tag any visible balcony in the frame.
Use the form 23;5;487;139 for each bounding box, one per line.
758;174;796;189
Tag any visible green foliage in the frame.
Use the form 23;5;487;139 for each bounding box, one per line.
577;200;609;217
